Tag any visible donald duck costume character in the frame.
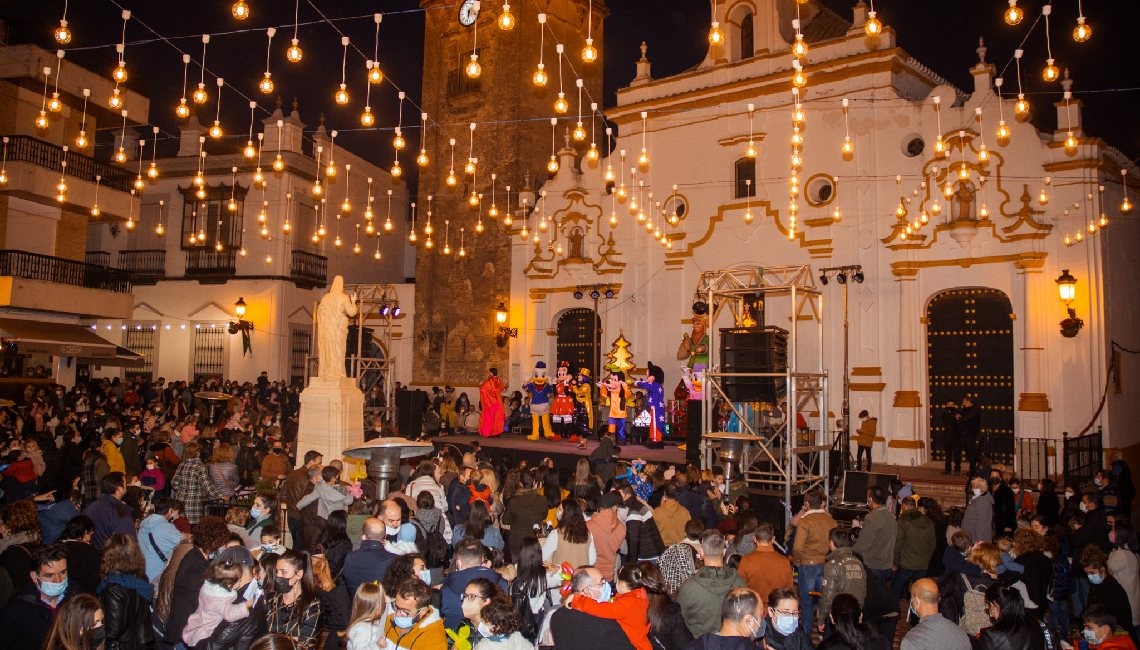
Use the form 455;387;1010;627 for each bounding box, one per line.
524;361;557;440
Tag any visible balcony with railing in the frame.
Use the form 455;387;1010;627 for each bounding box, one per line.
290;250;328;289
3;135;134;192
0;250;133;318
118;249;166;285
1;135;135;221
85;251;111;267
185;250;237;283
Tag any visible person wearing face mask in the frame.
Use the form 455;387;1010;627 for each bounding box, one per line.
568;562;652;650
260;442;290;483
975;583;1048;650
381;578;446;650
82;471;135;549
1107;520;1140;633
901;578;971;650
342;517;398;595
100;428;126;475
761;588;813;650
549;566;635;650
246;493;278;547
266;549;322;648
441;540;508;632
1083;546;1134;633
472;598;530;650
1081;604;1138;650
0;544;72;650
962;476;995;544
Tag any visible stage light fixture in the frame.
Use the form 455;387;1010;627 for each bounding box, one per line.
604;288;615;299
837;272;847;284
574;288;585;300
854;270;864;283
820;274;828;286
589;289;601;300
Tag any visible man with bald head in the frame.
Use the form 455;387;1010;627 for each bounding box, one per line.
549;566;633;650
343;515;398;594
901;578;971;650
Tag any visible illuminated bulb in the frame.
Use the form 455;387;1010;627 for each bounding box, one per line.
895;203;906;218
979;204;989;218
194;172;205;186
1099;214;1109;228
365;222;375;235
318;224;327;236
260;226;269;238
113;63;128;84
709;21;724;45
134;175;144;190
47;93;62;113
335;84;349;105
125;219;134;231
267;254;274;264
934;137;946;156
547;156;559;174
616;185;627;201
75;131;88;149
341;198;351;213
1064;132;1079;156
108;89;123;110
958;164;970;180
499;3;516;30
353;243;361;255
790;153;802;170
442;241;450;254
209;121;223;139
192;83;207;104
252;168;263;185
176;98;190;119
312;180;322;196
390;159;403;178
489;204;499;218
791;130;804;146
156;223;165;236
792;106;806;125
368;65;383;84
832;206;842;220
1038;189;1049;206
572;122;587;142
1075;232;1084;243
1121;197;1134;215
360;107;375;127
214;241;223;252
638;148;650;169
744;210;753;224
373;249;381;260
533;63;548;87
232;0;249;20
468;192;479;206
282;220;291;232
841;137;854;160
465;55;481;79
114;147;127;164
1073;17;1092;43
504;215;512;226
326;161;336;178
393;131;406;150
587;143;600;162
446;170;458;186
1042;59;1060;83
977;145;989;162
582;38;598;63
475;221;484;234
792;34;808;59
1088;221;1097;234
195;187;206;199
865;11;882;36
464;159;476;175
425;238;433;249
608;211;617;226
554;93;569;114
1004;1;1024;25
287;39;303;63
90;204;100;217
1063;234;1072;246
273;155;284;172
35;111;49;130
311;233;320;243
227;198;237;212
147;163;159;179
930;201;941;216
943;183;954;198
1013;95;1030;119
0;170;6;186
243;141;256;158
792;68;807;88
996;120;1011;144
55;20;71;45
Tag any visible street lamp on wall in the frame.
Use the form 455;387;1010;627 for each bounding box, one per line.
1056;269;1084;338
228;297;254;355
495;301;517;347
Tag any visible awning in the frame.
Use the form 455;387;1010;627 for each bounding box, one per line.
0;318;119;358
77;346;146;368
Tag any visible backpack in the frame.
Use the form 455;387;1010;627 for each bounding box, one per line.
509;581;542;642
936;571;966;625
409;517;450;568
959;573;992;635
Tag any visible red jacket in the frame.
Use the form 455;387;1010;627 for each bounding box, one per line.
1097;632;1139;650
572;587;650;650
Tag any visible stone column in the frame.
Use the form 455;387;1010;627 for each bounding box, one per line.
891;267;923;462
1016;258;1051;435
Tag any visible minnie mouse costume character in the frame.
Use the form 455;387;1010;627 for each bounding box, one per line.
550;360;578;442
636;362;666;449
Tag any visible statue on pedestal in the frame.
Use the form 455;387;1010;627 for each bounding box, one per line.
316;275;358;379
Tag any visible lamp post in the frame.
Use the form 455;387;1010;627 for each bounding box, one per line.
818;265;864;473
1056;269;1084;337
495;301;518;347
228;297;254;355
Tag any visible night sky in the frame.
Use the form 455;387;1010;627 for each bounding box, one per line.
3;0;1138;193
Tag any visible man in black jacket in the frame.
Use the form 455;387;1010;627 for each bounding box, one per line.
549;566;634;650
0;545;72;650
163;516;231;647
957;397;982;474
343;517;398;594
617;482;665;562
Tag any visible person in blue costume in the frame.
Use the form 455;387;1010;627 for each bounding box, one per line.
524;361;557;441
636;362;666;449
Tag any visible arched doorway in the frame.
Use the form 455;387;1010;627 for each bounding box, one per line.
556;308;601;379
927;288;1015;465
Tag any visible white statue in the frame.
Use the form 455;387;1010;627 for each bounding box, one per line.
316;275;358;378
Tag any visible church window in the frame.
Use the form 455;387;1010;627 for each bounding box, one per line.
739;12;755;60
734;157;756;198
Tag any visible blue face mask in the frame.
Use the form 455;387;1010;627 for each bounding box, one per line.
39;578;68;598
250;507;265;520
1084;628;1103;645
594;582;612;603
773;614;799;636
393;615;416;629
1088;572;1105;585
418;569;432;585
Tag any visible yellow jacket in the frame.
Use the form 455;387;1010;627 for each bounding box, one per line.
101;438;125;474
854;417;878;448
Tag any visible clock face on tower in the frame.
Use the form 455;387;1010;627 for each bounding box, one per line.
459;0;480;26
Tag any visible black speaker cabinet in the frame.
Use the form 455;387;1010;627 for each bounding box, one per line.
720;326;788;402
396;389;427;438
840;470;899;503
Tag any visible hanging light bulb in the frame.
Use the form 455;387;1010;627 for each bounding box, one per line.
360;107;375;127
791;64;807;89
996;120;1011;145
391;160;402;178
547;155;559;174
709;21;724;45
175;98;190;119
533;63;548;87
1038;188;1049;206
1122;197;1134;215
554;93;569;114
581;37;598;63
417;149;429;167
55;19;71;45
499;2;516;30
572;122;587;142
1073;16;1092;43
108;87;123;110
446;169;458;186
468;191;479;207
209;121;223;139
792;33;808;59
1004;0;1024;25
47;91;62;113
113;62;128;84
335;84;349;105
587;142;600;162
273;154;285;172
393;129;406;150
977;144;989;163
192;83;208;104
840;136;855;161
35;110;49;130
865;10;882;36
1064;132;1079;156
464;159;476;175
465;54;482;79
232;0;250;20
1042;59;1060;83
287;38;303;63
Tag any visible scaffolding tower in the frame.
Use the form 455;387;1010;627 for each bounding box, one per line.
700;265;829;519
307;283;401;425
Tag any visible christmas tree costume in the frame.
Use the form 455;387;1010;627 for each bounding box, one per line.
601;372;632;441
572;368;594;441
636;362;666;449
550;360;576;440
524;361;557;441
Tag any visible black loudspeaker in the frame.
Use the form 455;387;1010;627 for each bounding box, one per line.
396;389;427;438
720;326;788;402
840;470;899;503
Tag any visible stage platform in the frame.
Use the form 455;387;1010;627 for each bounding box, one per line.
430;431;686;469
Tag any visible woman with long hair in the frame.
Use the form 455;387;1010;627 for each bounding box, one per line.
1011;527;1052;620
817;593;888;650
266;550;322;649
43;593;105;650
1107;519;1140;632
500;471;549;558
1035;478;1060;527
96;533;154;650
541;498;596;567
498;470;521;509
461;577;506;634
978;583;1046;650
345;582;387;650
510;536;551;634
637;561;692;650
473;599;529;649
454;499;505;552
315;509;353;579
568;458;602;509
540;468;566;528
208;443;241;499
383;553;429;595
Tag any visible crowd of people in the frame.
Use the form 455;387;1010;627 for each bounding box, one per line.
0;373;1138;650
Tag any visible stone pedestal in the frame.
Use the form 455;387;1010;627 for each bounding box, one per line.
298;376;364;473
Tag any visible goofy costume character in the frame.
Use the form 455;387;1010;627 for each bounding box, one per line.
636;361;666;449
601;371;632;442
550;360;577;442
524;361;557;441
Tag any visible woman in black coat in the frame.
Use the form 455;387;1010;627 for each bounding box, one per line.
977;584;1045;650
1035;479;1061;528
817;594;890;650
97;533;156;650
640;562;692;650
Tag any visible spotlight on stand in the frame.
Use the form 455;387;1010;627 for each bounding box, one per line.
589;288;601;300
692;300;709;315
836;271;847;284
392;305;401;317
380;305;390;317
819;274;828;286
853;270;865;283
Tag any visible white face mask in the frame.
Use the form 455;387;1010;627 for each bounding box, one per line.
1066;491;1075;499
385;525;401;536
972;488;984;497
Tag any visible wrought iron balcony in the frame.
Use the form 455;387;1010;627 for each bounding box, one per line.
118;249;166;285
0;250;131;293
290;250;328;289
2;135;134;192
85;251;111;267
184;249;236;283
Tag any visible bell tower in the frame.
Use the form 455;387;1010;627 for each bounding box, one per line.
414;0;606;385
